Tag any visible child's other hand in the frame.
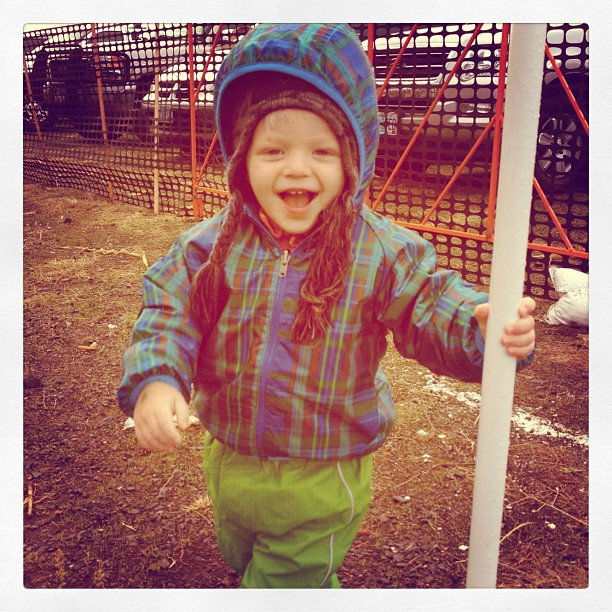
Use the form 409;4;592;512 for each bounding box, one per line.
474;297;536;360
133;381;190;452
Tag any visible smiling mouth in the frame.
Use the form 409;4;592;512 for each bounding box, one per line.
279;190;316;211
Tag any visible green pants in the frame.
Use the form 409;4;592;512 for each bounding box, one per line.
203;433;372;588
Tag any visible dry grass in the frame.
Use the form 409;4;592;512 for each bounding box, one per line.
23;182;588;589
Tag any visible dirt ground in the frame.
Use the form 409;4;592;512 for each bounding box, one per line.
23;182;589;589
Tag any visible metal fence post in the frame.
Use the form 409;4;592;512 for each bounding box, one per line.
90;23;114;201
153;24;161;215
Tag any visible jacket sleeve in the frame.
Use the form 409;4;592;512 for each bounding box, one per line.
376;231;488;383
117;233;205;416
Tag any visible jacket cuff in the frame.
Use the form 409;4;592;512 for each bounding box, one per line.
127;375;186;415
474;326;536;371
516;343;536;371
475;325;485;356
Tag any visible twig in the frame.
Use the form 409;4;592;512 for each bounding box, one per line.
42;391;58;411
518;487;588;527
394;473;422;488
58;245;149;267
26;481;34;516
499;521;535;545
404;554;421;568
33;492;55;505
497;560;530;575
535;496;588;526
458;430;476;448
23;490;55;513
536;486;559;513
158;467;178;496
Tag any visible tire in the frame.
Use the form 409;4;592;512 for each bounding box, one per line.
23;96;56;132
535;78;588;190
23;74;55;132
535;112;587;189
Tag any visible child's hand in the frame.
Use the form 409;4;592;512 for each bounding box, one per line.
474;297;536;360
133;381;190;452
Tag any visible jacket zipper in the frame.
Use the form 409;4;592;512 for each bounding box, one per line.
256;248;291;456
279;249;291;277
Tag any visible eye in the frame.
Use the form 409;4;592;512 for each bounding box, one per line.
313;147;339;157
262;147;283;156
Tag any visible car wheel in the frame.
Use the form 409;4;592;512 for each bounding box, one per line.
535;74;588;191
535;111;587;189
23;96;55;132
23;73;55;132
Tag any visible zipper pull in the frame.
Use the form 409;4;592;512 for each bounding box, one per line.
279;250;290;278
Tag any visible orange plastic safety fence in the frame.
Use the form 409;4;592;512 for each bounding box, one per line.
23;22;588;299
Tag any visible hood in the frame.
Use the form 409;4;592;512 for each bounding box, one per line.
214;23;379;205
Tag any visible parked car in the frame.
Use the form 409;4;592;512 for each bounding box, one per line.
440;24;588;188
358;24;449;177
28;23;221;141
534;25;588;188
367;23;589;189
140;25;253;157
143;24;443;163
23;29;87;132
140;54;221;156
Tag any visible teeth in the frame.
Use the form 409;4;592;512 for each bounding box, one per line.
281;190;313;210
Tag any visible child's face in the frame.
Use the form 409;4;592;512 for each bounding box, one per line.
246;109;345;235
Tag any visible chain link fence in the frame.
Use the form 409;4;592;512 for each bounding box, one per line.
23;22;589;299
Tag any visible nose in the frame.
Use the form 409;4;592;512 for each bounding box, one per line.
282;150;312;177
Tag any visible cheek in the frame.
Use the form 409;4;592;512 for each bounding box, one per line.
246;156;257;186
246;160;268;194
328;163;346;197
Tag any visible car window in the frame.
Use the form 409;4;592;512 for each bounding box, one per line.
97;31;130;44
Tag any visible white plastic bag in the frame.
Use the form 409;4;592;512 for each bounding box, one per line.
544;265;588;327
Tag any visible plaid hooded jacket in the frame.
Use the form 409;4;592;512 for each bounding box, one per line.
118;23;490;460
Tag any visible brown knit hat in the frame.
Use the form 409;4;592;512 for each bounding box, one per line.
220;72;360;201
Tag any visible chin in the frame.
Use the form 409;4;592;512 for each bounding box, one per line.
283;218;317;235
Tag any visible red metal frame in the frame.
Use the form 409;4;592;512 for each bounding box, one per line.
189;23;227;217
368;23;588;262
485;23;510;238
370;24;484;211
186;23;589;264
544;44;588;136
376;24;418;102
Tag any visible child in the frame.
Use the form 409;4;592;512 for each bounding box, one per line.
118;23;536;588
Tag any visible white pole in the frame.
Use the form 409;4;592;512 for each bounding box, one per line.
465;23;547;588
